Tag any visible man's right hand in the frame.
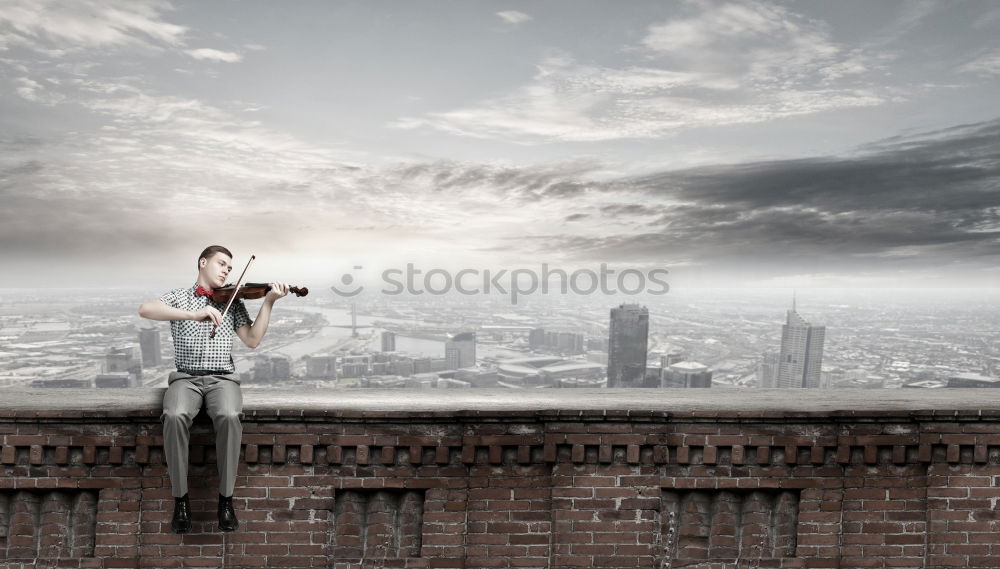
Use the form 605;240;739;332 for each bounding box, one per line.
191;306;222;326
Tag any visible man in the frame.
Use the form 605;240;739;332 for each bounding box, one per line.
139;245;289;533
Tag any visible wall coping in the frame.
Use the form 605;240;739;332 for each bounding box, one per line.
3;388;1000;422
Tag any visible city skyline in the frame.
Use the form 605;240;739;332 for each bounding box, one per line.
1;284;996;390
0;1;998;290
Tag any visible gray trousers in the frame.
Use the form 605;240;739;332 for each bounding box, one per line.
160;372;243;498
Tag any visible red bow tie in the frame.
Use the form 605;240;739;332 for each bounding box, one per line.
195;285;215;300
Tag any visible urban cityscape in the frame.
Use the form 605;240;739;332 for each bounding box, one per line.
0;286;996;391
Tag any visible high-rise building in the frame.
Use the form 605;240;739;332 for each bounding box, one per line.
138;328;161;367
445;332;476;369
607;303;648;388
777;299;825;388
106;345;141;385
757;352;781;388
381;331;396;352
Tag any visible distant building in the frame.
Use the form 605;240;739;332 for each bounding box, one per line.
381;331;396;352
252;357;272;382
557;332;585;354
661;350;685;369
607;304;648;388
249;354;292;383
454;368;499;388
389;358;415;377
777;298;825;388
587;338;609;352
341;355;371;379
445;332;476;369
757;352;781;388
106;345;141;386
663;361;713;388
527;328;584;354
272;355;291;380
304;354;338;380
947;372;1000;388
96;373;130;388
413;358;432;374
138;328;161;367
528;328;546;349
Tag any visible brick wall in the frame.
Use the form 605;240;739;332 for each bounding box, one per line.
2;389;1000;568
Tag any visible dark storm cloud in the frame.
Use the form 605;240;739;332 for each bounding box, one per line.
632;118;1000;213
507;118;1000;280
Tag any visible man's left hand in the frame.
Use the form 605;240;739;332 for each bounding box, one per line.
266;282;290;302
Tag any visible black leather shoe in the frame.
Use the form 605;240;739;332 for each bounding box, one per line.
171;494;192;534
218;494;239;532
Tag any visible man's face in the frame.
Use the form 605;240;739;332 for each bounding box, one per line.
200;253;233;288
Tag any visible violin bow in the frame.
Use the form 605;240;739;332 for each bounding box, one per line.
209;253;255;339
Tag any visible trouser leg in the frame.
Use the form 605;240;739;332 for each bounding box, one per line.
161;379;204;498
204;377;243;497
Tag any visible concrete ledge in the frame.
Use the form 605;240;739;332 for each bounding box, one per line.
2;388;999;421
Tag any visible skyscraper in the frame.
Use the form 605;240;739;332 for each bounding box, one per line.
607;303;649;388
381;331;396;352
445;332;476;369
138;327;161;367
777;298;825;388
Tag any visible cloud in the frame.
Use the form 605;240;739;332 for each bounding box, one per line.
395;2;891;142
13;77;63;104
959;50;1000;77
497;10;532;25
0;0;186;54
393;53;886;142
0;0;244;63
635;118;1000;213
185;47;242;63
489;118;1000;282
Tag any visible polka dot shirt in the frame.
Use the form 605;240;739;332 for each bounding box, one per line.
159;284;253;373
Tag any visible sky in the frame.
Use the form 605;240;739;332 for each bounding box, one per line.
1;0;999;292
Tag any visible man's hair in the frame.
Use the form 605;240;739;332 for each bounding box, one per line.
198;245;233;268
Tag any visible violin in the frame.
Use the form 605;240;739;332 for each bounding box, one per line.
212;282;309;304
208;253;307;339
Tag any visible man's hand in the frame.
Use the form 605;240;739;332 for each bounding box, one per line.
191;306;222;326
265;282;290;303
